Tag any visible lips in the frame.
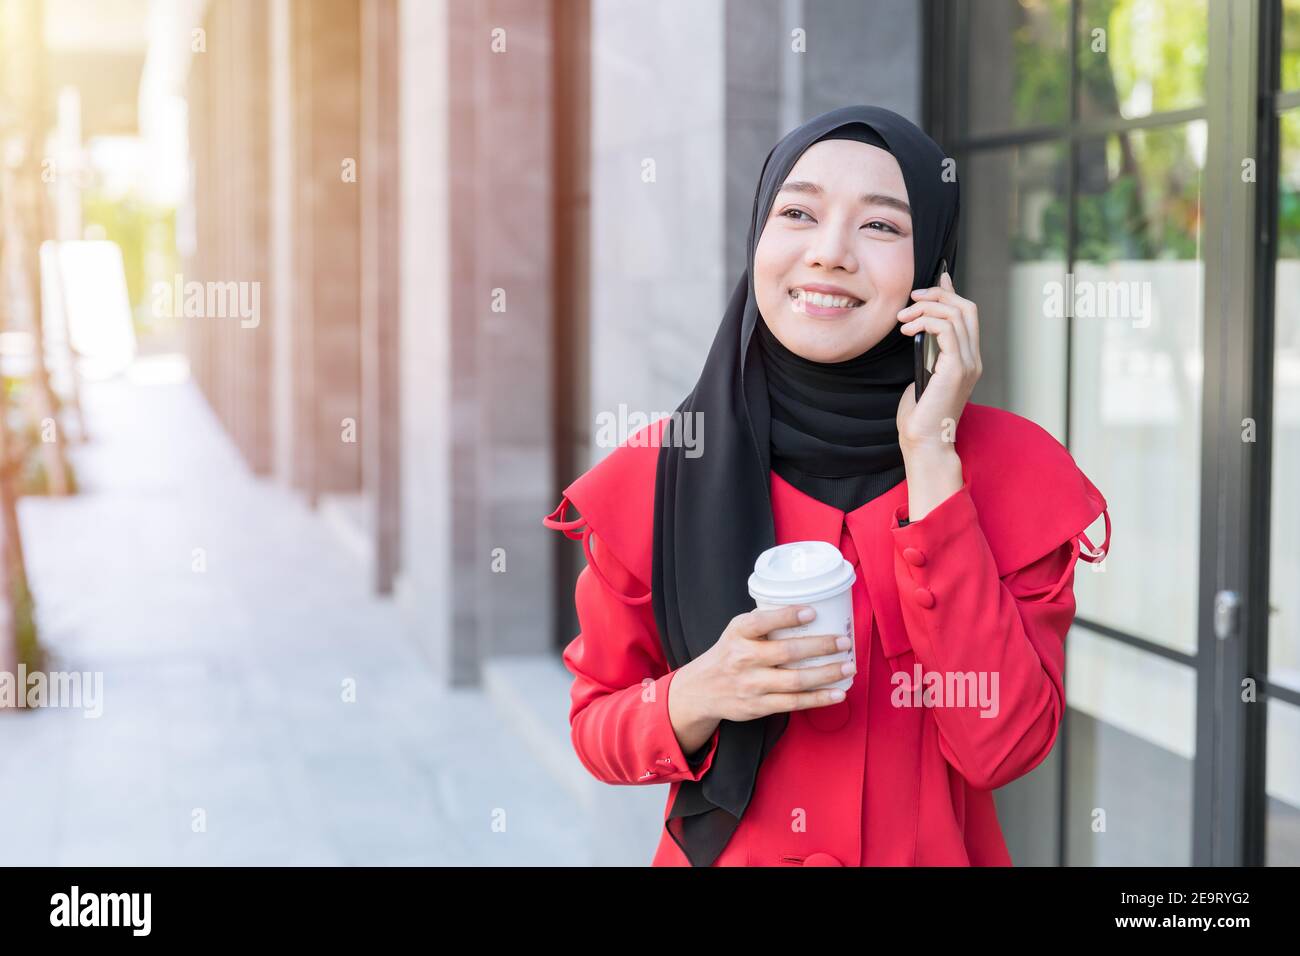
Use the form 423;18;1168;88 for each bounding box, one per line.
790;287;864;311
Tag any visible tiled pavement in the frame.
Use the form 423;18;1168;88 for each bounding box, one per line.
0;360;587;865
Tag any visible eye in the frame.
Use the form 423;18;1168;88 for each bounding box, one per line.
863;221;901;235
779;207;813;222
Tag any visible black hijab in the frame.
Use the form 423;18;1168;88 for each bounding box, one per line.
651;105;960;867
758;122;910;511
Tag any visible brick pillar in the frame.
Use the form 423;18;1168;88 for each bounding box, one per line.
269;0;295;485
290;0;362;505
231;0;272;475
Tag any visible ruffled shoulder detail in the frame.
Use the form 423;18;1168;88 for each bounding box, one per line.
954;403;1110;576
542;416;668;602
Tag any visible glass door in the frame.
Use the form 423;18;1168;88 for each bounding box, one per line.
929;0;1282;865
1258;0;1300;866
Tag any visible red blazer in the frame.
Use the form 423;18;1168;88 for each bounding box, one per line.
544;403;1110;866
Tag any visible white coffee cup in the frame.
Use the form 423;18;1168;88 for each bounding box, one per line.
747;540;857;693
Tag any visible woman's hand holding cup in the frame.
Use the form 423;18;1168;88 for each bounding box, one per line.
668;606;855;754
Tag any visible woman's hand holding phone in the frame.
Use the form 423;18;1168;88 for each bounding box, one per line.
894;268;983;453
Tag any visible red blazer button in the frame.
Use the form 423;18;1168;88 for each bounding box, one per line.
802;852;843;866
902;547;926;567
913;587;936;609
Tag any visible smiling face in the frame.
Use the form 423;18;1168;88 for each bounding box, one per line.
753;138;915;363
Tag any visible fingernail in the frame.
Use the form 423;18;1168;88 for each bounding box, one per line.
797;607;815;622
841;662;856;676
836;636;851;650
829;689;846;700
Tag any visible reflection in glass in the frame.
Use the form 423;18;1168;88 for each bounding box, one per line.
1271;111;1300;695
1267;698;1300;865
1065;626;1195;865
965;0;1069;136
965;143;1069;438
1076;0;1206;121
1070;123;1204;654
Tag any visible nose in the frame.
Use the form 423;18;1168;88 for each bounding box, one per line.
803;218;858;272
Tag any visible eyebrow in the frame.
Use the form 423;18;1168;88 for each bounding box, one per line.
776;180;912;217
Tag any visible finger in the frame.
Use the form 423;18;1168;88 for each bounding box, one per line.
902;305;973;369
937;272;979;363
939;271;968;308
936;272;981;362
916;274;971;312
765;658;855;694
732;605;814;640
899;298;963;327
760;687;847;714
914;301;973;368
949;275;981;368
899;312;971;371
758;632;849;666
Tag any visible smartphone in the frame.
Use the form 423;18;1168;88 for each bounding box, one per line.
912;257;946;399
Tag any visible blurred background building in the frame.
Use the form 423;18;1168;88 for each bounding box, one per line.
0;0;1296;866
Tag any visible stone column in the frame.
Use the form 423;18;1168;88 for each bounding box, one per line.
395;0;455;679
396;0;559;683
184;22;209;403
360;0;402;593
212;0;236;438
466;0;556;660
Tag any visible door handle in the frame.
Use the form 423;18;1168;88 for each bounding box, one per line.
1213;590;1240;641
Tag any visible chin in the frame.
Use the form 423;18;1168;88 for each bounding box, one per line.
777;316;880;363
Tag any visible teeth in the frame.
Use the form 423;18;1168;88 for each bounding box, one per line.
791;288;862;309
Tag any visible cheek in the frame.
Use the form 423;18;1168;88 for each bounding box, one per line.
753;235;799;300
755;232;793;271
866;244;915;298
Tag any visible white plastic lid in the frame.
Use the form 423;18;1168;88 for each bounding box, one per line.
747;540;855;604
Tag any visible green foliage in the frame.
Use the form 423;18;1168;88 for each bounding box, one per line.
1081;0;1207;115
1280;185;1300;260
1282;0;1300;92
1;375;79;496
1010;139;1200;263
1277;113;1300;260
997;1;1204;264
1011;0;1072;129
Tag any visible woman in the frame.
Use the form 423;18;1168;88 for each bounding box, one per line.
544;105;1110;867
